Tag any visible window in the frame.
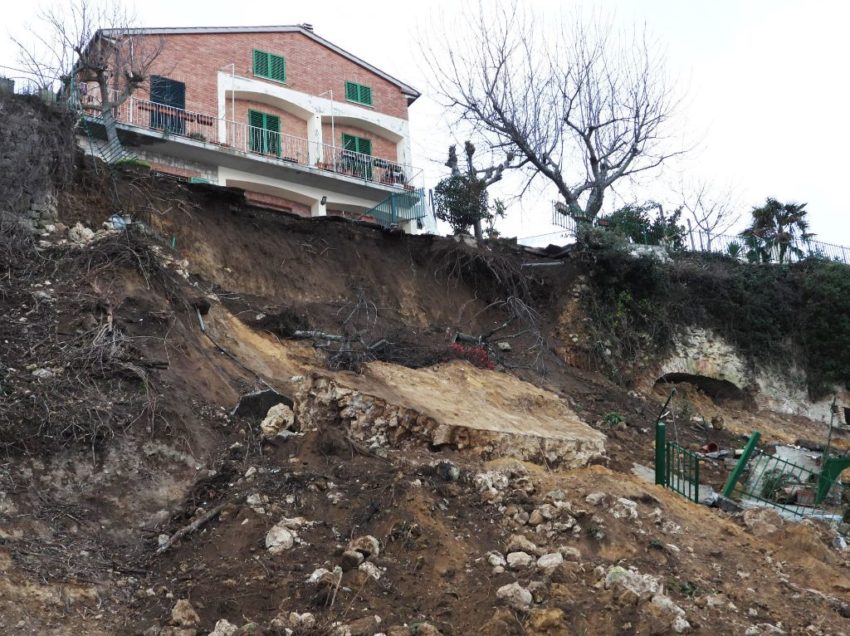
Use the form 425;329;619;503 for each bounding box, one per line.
253;49;286;83
248;110;281;156
149;75;186;134
341;133;372;179
341;133;372;156
344;81;372;106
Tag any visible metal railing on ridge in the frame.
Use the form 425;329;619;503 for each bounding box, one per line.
81;95;422;189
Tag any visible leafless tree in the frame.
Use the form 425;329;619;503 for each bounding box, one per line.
13;0;163;149
426;2;684;222
678;181;740;250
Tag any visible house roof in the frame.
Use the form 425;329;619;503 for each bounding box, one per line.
96;25;421;105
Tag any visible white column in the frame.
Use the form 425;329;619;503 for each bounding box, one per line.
307;114;323;165
216;72;228;144
310;198;327;217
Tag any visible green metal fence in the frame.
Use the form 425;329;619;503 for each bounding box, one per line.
654;393;701;503
365;188;428;228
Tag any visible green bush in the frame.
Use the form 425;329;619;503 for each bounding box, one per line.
579;247;850;395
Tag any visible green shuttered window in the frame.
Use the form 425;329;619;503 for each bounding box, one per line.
248;110;281;155
253;49;286;83
341;133;372;156
344;81;373;106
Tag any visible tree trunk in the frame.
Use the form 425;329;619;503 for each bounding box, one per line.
101;107;121;149
473;219;483;243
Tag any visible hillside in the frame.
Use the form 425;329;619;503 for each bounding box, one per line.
1;93;849;636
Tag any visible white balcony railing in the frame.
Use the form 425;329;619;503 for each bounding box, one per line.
86;96;420;189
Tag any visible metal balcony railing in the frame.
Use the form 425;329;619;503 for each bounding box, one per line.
85;96;421;189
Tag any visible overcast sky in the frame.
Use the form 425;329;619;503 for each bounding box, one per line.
2;0;849;247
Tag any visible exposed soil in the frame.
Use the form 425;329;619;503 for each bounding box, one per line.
1;102;848;635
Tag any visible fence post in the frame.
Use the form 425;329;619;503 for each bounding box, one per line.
722;431;761;498
655;420;666;486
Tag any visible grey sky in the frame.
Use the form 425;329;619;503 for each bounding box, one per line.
2;0;848;246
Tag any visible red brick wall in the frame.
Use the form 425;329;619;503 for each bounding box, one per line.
147;162;201;179
321;123;397;161
136;31;410;120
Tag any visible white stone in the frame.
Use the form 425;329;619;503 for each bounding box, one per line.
536;552;564;571
506;551;534;569
260;403;296;438
209;619;239;636
496;582;533;610
672;615;692;633
486;552;506;568
358;561;383;580
265;523;295;554
585;492;607;506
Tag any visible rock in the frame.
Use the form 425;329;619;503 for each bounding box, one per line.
487;551;507;568
358;561;382;580
479;608;519;636
385;627;413;636
260;403;296;438
506;534;540;555
231;388;293;419
496;341;512;352
496;582;533;610
348;535;380;559
289;612;316;628
413;623;442;636
604;566;661;602
338;614;381;636
171;599;200;627
672;615;692;633
652;594;685;616
528;509;546;526
435;460;460;481
525;608;568;635
559;546;581;561
742;508;783;536
265;522;295;554
536;552;564;572
69;222;95;244
585;492;607;506
612;497;639;520
341;549;365;571
209;619;238;636
506;551;534;569
31;368;54;379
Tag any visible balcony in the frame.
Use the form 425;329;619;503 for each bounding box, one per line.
84;96;421;190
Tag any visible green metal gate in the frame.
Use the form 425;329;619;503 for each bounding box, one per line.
654;390;701;503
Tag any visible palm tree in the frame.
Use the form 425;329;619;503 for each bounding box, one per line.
740;198;814;264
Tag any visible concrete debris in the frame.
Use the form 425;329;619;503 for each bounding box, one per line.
585;492;608;506
496;582;533;610
742;508;784;536
611;497;639;520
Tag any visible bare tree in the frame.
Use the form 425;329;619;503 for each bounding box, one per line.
13;0;163;149
678;181;740;251
426;2;683;222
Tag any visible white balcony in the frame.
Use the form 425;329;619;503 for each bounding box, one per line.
83;96;422;191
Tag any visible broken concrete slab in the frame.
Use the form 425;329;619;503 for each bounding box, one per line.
296;361;605;468
231;388;293;420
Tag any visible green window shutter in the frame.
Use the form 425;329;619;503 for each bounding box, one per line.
342;133;357;152
345;81;359;102
341;133;371;156
249;110;264;129
248;110;281;155
253;49;269;78
358;137;372;156
269;54;286;82
358;84;372;106
254;49;286;83
345;81;373;106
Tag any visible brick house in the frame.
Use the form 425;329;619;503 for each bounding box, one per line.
79;25;431;231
